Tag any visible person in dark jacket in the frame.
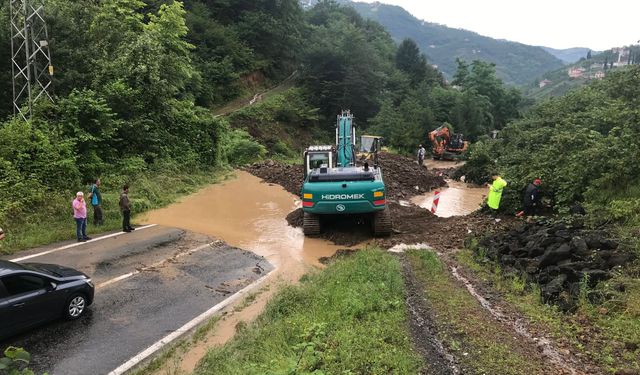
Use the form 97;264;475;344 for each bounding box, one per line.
119;185;135;232
523;179;542;216
89;178;103;225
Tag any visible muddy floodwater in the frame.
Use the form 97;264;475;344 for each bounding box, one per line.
142;171;350;372
411;180;486;217
142;170;345;280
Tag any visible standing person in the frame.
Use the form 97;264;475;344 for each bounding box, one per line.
487;172;507;215
89;178;103;225
417;144;426;167
523;179;542;216
72;192;91;242
119;185;135;232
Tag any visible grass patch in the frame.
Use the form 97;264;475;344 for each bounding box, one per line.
0;167;230;255
408;249;548;375
233;285;270;313
456;247;640;373
132;315;221;375
195;248;422;374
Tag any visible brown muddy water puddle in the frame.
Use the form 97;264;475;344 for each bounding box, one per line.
141;171;347;372
410;180;486;217
143;170;344;274
425;158;465;169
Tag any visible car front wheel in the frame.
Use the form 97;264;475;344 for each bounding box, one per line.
64;294;87;320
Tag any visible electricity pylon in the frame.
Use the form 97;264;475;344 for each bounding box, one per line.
10;0;53;121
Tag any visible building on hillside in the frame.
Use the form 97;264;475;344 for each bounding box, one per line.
568;67;586;78
611;47;631;67
539;79;552;88
593;71;605;79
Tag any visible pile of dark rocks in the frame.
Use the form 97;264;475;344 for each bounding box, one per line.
479;219;633;310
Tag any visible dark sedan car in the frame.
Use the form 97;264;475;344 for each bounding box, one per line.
0;259;94;340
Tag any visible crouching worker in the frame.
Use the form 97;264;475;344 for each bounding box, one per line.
523;179;542;216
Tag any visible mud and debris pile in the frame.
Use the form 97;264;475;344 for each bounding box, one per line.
244;161;304;196
377;152;446;199
245;153;511;250
245;152;446;200
479;219;632;310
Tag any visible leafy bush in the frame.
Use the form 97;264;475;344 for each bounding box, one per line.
461;66;640;218
0;346;37;375
223;129;267;166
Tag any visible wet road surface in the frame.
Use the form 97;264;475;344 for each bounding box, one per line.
1;226;272;374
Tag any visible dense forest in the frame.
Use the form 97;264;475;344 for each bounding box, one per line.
0;0;522;241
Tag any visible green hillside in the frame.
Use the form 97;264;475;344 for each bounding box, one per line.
344;1;565;85
540;46;595;64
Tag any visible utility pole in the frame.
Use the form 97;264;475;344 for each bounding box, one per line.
10;0;53;121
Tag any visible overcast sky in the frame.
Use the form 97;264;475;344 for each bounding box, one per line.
357;0;639;50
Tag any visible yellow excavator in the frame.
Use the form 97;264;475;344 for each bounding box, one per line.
428;124;469;160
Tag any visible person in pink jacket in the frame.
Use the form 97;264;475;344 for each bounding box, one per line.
72;192;91;242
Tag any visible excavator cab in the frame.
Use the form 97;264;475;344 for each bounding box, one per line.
304;145;334;179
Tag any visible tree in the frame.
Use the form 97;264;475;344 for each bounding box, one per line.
452;58;470;87
395;38;427;86
587;50;592;59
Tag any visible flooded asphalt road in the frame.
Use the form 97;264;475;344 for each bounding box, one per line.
1;226;272;374
143;171;347;281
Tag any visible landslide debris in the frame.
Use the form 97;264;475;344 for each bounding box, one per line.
246;152;512;249
244;160;304;196
376;152;447;199
478;219;632;310
244;152;447;199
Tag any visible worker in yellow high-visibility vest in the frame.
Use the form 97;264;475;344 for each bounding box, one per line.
487;172;507;213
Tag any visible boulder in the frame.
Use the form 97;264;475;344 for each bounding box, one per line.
542;274;568;299
540;237;557;247
601;238;619;250
539;244;572;267
501;255;516;266
555;230;572;240
527;246;546;257
570;236;589;256
558;260;588;280
606;253;632;268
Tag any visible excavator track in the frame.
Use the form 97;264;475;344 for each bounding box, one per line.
303;212;321;235
373;207;392;236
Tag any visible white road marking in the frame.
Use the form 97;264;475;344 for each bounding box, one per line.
107;271;273;375
10;224;158;262
96;243;213;289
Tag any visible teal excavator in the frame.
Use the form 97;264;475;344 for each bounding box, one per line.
300;110;391;236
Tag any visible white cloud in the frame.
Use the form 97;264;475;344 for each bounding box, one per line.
356;0;639;50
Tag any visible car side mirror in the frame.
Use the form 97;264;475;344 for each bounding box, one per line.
48;282;57;291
